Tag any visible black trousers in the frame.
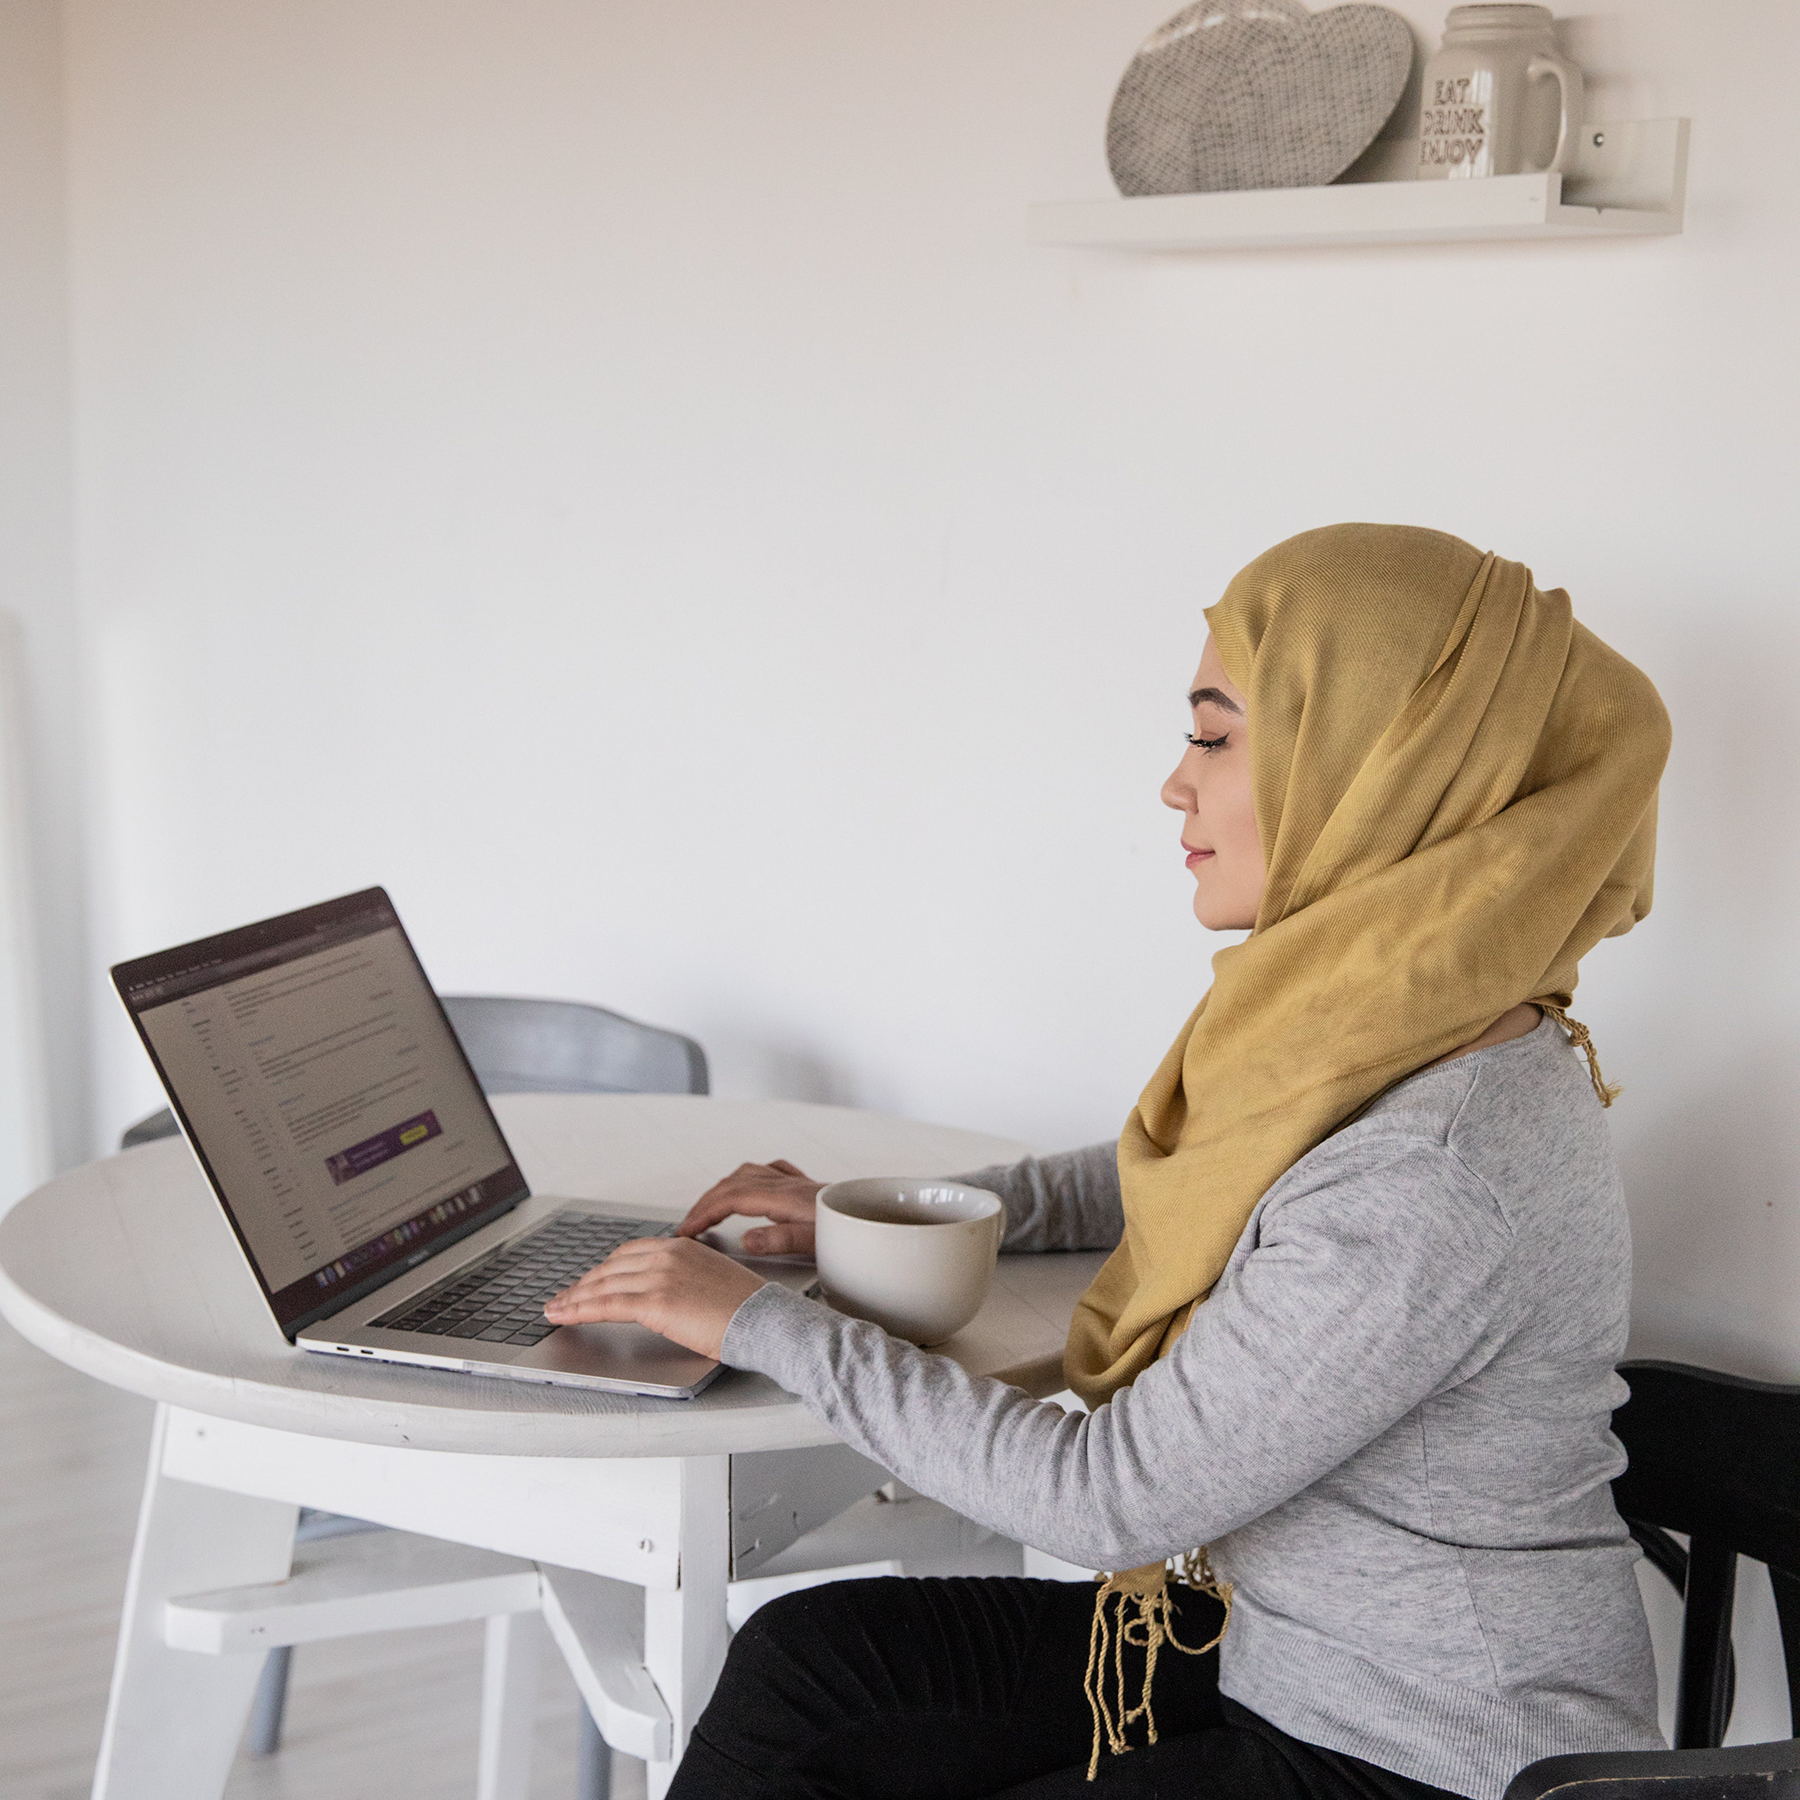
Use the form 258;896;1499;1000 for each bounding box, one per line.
668;1576;1462;1800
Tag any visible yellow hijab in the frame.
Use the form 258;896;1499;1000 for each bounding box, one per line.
1066;523;1671;1408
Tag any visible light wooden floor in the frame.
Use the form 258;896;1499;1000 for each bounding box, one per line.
0;1317;641;1800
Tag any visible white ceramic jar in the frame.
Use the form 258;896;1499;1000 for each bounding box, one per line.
1417;4;1583;180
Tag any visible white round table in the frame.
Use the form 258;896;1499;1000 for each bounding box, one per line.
0;1094;1106;1800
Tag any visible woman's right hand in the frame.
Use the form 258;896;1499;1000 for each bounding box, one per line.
676;1158;822;1257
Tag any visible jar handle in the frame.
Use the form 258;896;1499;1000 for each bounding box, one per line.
1526;55;1584;176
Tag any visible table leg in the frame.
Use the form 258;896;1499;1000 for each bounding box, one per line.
642;1455;730;1800
93;1405;298;1800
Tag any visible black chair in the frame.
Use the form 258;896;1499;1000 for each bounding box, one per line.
119;994;708;1797
1505;1360;1800;1800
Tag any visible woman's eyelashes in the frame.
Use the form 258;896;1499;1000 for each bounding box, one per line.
1186;733;1229;753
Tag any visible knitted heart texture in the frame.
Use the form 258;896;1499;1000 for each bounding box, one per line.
1108;0;1415;196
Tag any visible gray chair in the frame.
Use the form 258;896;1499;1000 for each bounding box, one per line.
118;994;709;1791
118;993;709;1148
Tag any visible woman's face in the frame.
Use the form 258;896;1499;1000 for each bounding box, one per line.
1162;635;1264;932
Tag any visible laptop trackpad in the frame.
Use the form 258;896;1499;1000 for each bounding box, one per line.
517;1320;719;1389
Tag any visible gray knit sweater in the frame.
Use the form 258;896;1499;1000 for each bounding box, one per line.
720;1017;1663;1799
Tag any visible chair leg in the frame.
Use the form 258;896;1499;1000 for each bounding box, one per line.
576;1706;614;1800
245;1646;293;1756
1769;1566;1800;1737
1677;1537;1738;1749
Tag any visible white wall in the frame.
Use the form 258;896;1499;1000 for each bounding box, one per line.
39;0;1800;1749
0;0;85;1182
63;0;1800;1373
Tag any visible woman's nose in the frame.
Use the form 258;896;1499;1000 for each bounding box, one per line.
1162;754;1197;813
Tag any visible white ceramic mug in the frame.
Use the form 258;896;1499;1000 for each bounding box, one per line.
1417;4;1583;180
814;1178;1003;1345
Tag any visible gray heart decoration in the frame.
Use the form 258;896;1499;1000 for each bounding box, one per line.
1108;0;1415;196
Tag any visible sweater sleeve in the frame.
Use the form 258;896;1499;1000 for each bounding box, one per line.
721;1137;1517;1571
950;1142;1123;1253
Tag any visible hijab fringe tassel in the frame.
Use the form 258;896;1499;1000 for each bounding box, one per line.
1083;1549;1232;1780
1537;1004;1621;1107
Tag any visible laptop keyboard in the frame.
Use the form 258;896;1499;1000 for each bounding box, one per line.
373;1210;674;1347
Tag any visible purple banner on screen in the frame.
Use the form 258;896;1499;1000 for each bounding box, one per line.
326;1109;442;1186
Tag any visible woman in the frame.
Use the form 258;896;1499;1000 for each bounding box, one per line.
547;524;1671;1800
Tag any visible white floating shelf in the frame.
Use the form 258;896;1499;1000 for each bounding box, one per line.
1030;117;1688;253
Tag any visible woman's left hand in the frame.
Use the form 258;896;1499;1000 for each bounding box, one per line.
544;1236;767;1360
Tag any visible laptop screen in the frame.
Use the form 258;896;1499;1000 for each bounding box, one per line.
112;888;528;1339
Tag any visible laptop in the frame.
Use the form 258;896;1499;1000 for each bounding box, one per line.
112;887;786;1399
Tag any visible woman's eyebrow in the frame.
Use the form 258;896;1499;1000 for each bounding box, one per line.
1187;685;1245;714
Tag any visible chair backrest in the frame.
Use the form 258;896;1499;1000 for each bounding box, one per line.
119;994;708;1147
437;995;707;1097
1612;1359;1800;1749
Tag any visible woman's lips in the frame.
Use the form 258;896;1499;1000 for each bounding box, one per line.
1184;843;1214;868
